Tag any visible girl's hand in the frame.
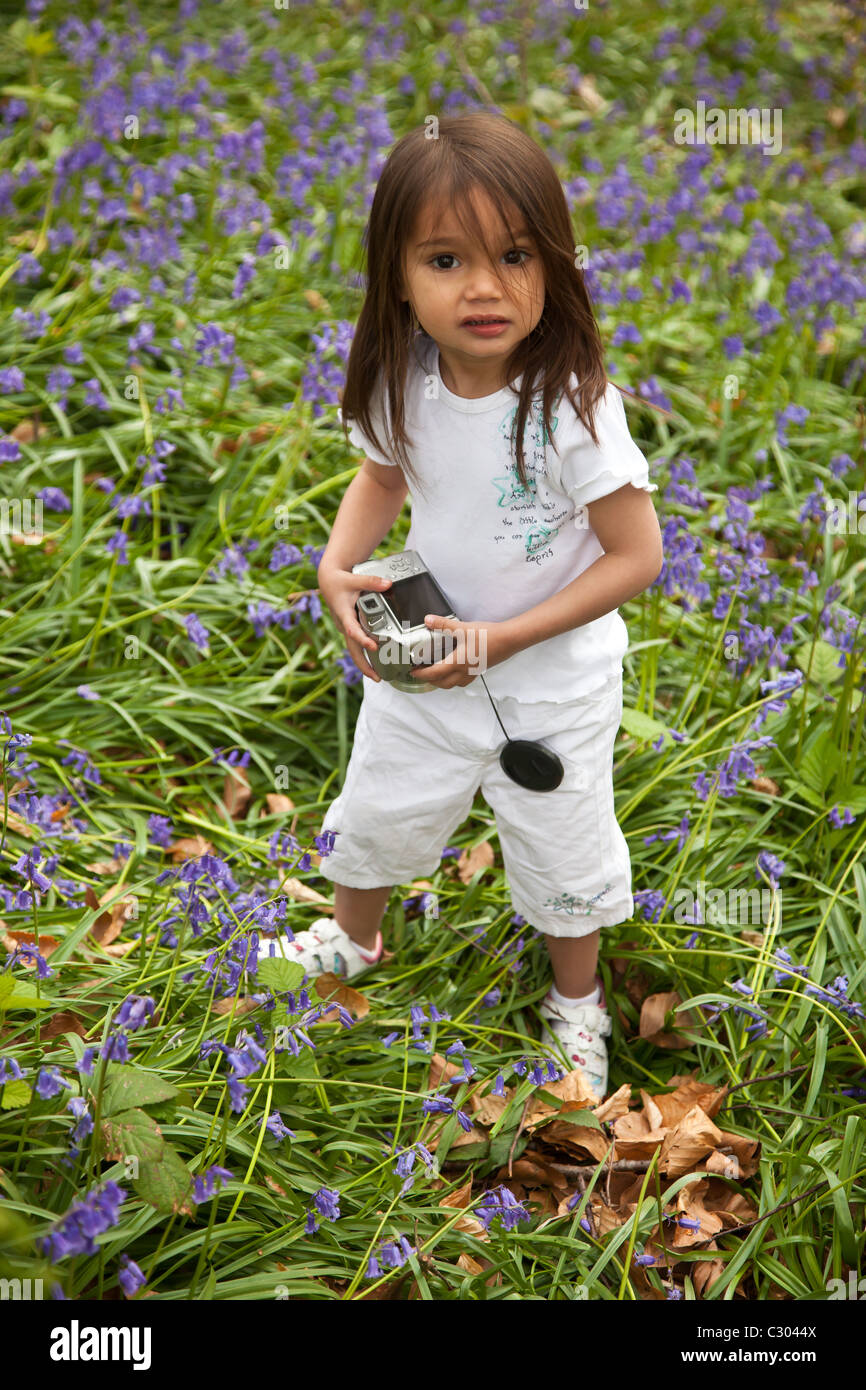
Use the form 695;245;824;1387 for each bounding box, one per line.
317;562;392;681
409;615;514;688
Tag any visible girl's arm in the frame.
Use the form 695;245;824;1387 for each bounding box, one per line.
319;457;409;573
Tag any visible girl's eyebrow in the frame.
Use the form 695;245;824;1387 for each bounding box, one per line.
415;228;532;248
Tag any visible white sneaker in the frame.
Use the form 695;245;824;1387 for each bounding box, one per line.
264;916;380;982
538;982;613;1101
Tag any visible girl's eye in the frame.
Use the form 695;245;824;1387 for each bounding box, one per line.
429;249;531;271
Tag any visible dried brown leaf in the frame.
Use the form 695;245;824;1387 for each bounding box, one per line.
39;1010;89;1042
223;765;252;819
312;973;370;1020
167;834;215;862
659;1105;725;1178
212;995;260;1017
3;930;60;960
639;990;699;1048
651;1077;728;1127
456;840;495;884
276;877;332;905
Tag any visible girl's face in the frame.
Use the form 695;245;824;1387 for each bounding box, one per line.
401;187;546;383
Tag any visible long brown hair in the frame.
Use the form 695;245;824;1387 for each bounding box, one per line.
340;111;610;497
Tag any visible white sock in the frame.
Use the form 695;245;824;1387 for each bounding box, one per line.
342;926;382;962
550;981;601;1009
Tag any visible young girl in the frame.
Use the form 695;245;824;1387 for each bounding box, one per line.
276;112;663;1100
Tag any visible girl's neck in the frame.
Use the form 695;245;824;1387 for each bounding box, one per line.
431;340;520;399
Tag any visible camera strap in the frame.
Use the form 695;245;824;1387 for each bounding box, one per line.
476;672;565;793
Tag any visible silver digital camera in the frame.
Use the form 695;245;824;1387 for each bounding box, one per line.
352;550;458;693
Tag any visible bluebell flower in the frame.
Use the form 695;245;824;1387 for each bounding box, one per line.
115;994;156;1031
75;1048;97;1077
805;974;864;1018
306;1185;341;1234
101;1032;130;1064
394;1150;416;1178
39;1182;127;1261
422;1096;453;1116
476;1185;531;1232
192;1165;232;1205
264;1111;296;1141
118;1254;147;1297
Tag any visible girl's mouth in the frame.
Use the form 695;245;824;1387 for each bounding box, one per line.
462;319;509;336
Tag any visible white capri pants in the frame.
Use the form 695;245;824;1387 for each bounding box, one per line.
316;669;634;938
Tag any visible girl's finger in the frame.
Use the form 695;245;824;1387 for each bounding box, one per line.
350;622;379;651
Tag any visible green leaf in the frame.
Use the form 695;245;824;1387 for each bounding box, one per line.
1;1079;32;1110
488;1127;529;1169
534;1107;603;1132
530;87;567;119
101;1066;180;1118
100;1107;165;1165
786;779;827;810
0;83;77;110
434;1112;460;1163
794;639;845;687
800;729;841;796
135;1142;195;1216
0;975;14;1006
828;785;866;814
2;993;54;1011
619;707;672;744
443;1140;490;1163
554;1108;603;1130
256;957;306;995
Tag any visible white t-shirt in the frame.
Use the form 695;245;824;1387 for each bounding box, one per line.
339;333;658;702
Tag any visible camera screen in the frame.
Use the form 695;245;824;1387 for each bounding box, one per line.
382;572;454;628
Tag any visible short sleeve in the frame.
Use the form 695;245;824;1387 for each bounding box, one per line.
555;383;658;508
337;384;396;466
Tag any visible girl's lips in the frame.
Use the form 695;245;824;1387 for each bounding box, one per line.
462;320;510;336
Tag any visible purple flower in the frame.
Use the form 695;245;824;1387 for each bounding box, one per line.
101;1031;130;1064
192;1165;233;1205
39;1182;127;1262
118;1254;147;1297
805;974;864;1019
115;995;155;1031
265;1111;296;1141
0;1057;25;1084
422;1096;453;1117
185;613;210;651
476;1185;531;1233
305;1185;341;1234
36;1066;70;1099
